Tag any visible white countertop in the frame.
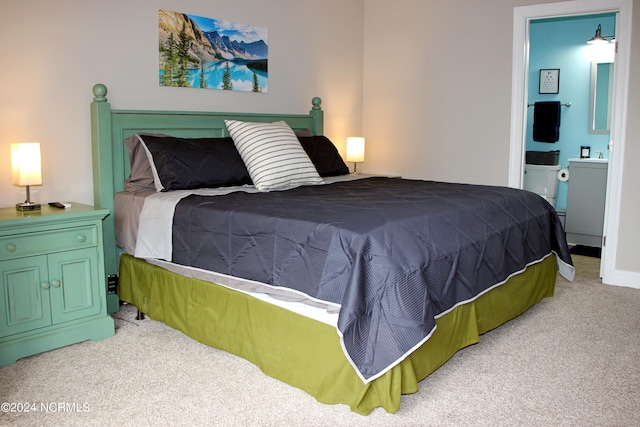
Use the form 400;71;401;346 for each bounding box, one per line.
568;158;608;163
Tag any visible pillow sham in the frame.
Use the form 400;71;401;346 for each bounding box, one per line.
125;134;252;191
124;133;164;192
298;135;350;177
225;120;323;191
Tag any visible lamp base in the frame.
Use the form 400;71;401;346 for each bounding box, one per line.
16;202;41;212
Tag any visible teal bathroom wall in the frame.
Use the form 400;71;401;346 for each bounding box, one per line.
527;14;615;211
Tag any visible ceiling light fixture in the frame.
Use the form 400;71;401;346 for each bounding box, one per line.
587;24;616;44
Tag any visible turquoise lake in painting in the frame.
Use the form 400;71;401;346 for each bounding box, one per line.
159;61;268;92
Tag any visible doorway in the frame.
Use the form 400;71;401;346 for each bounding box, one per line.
508;0;632;286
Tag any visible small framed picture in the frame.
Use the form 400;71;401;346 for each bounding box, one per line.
539;69;560;94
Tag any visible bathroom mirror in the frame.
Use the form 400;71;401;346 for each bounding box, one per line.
589;61;613;134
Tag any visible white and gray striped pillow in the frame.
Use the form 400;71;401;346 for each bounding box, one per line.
225;120;323;191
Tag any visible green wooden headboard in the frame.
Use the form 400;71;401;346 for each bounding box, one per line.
90;83;324;311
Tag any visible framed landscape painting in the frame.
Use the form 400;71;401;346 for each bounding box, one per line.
159;10;268;93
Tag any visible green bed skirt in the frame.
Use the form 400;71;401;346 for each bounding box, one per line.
118;254;557;415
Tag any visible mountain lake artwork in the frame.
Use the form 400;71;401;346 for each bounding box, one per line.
159;10;268;93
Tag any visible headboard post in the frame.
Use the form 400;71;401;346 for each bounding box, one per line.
90;83;119;313
310;97;324;135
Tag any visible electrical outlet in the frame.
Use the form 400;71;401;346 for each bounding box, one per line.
107;275;118;294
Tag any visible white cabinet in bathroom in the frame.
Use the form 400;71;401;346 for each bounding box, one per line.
564;159;608;248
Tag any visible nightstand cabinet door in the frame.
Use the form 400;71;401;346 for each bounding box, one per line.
48;247;102;324
0;256;51;336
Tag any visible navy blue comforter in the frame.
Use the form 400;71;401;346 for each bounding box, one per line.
172;177;572;381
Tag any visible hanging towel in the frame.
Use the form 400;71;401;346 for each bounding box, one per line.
533;101;561;143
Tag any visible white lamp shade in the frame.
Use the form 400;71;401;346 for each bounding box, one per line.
346;137;365;163
11;142;42;186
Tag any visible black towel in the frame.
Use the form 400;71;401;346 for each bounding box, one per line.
533;101;561;143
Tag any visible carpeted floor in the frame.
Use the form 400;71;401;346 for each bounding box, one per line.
1;255;639;426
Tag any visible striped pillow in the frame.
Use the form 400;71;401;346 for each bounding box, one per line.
225;120;323;191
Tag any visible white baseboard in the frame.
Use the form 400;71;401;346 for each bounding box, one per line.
602;269;640;289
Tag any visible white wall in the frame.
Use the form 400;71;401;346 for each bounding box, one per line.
362;0;640;279
362;0;545;184
0;0;364;207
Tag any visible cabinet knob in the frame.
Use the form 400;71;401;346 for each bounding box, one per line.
52;279;61;288
6;243;16;252
76;234;86;242
41;282;50;290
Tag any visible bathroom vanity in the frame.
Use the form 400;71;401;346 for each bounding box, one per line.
564;158;608;248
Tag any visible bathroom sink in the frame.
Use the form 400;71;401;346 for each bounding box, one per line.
568;158;608;163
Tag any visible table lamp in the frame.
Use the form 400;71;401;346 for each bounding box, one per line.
11;142;42;211
346;137;365;174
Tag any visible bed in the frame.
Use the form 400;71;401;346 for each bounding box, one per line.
90;83;574;415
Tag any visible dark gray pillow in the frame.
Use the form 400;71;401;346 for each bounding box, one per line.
138;135;252;191
298;136;350;177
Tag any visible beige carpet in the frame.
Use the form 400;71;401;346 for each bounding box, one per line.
1;255;639;426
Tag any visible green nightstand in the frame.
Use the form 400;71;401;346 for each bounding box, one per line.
0;203;115;367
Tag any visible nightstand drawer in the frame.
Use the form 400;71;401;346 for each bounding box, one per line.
0;225;99;260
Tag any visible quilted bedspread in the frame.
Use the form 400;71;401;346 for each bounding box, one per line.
171;177;573;382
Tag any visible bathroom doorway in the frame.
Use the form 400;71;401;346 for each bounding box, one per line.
508;0;632;286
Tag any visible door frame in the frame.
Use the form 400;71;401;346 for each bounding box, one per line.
508;0;633;286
